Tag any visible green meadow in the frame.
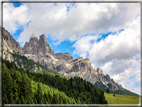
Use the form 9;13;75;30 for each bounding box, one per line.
104;93;139;104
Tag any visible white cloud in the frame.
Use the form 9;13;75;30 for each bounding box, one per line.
89;16;140;67
3;3;31;33
100;61;113;74
5;3;138;45
73;34;100;52
73;15;140;71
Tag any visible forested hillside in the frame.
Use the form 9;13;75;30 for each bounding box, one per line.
2;59;108;104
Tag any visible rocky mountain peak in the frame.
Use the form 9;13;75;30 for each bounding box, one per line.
55;52;73;61
106;74;110;79
29;34;38;45
2;27;23;54
39;34;47;43
84;58;90;63
38;34;50;48
97;68;103;74
105;74;111;83
31;33;36;38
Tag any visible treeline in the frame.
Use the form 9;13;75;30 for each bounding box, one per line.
2;59;77;104
2;59;108;104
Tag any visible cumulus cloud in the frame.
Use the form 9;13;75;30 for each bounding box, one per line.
10;3;139;45
73;16;140;69
73;34;100;52
3;3;31;33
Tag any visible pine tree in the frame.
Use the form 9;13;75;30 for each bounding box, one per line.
34;97;37;104
10;96;15;104
17;97;21;104
43;93;48;104
3;93;9;104
12;80;19;101
77;98;81;104
21;95;26;104
35;82;43;103
106;87;110;94
2;64;13;103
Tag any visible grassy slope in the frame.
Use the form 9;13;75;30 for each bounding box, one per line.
104;93;139;104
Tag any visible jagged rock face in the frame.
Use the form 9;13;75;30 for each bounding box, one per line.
23;34;54;57
95;73;124;91
1;27;21;63
2;27;124;92
23;34;57;71
55;53;73;61
97;68;103;74
31;64;42;72
2;38;14;62
38;34;54;57
2;27;23;54
22;33;124;92
58;57;99;84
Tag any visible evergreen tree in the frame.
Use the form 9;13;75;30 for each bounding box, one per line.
21;95;26;104
3;93;8;104
106;87;110;94
10;96;15;104
17;97;21;104
77;98;81;104
35;82;43;103
2;64;13;103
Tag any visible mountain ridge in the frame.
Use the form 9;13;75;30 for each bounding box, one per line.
1;27;135;94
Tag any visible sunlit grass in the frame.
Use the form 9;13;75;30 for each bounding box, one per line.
104;93;139;104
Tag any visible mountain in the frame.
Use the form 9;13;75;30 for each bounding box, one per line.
21;31;123;92
1;27;139;97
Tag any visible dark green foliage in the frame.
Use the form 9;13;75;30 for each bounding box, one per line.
113;94;115;97
106;87;110;94
24;69;107;104
2;59;77;104
2;59;107;104
34;82;43;104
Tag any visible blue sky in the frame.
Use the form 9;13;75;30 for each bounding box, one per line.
3;2;140;95
13;3;22;7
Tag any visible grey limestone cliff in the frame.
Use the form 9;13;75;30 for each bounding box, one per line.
2;27;23;54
